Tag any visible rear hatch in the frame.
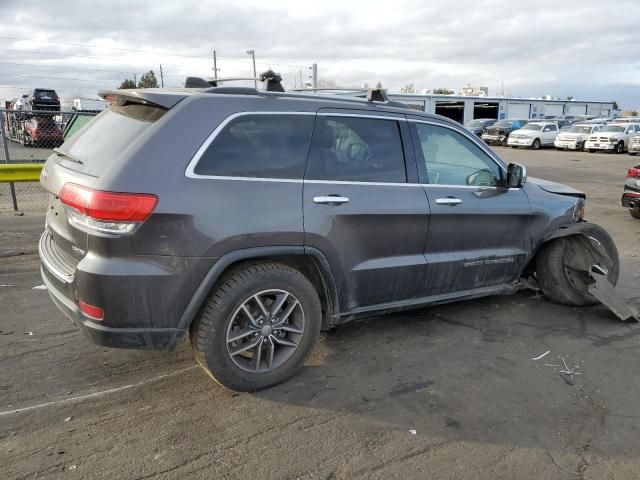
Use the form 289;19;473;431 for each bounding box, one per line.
40;102;167;285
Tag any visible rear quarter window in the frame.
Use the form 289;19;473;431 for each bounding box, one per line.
192;114;315;179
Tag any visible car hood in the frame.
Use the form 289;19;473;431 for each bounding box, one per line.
528;177;585;198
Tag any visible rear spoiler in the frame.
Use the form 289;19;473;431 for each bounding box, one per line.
98;89;188;109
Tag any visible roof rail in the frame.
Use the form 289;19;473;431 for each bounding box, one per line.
293;87;390;103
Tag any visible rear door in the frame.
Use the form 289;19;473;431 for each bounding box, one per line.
408;119;532;295
303;111;431;312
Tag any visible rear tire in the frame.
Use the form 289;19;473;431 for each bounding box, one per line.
536;224;619;306
192;262;322;391
531;138;541;150
630;208;640;219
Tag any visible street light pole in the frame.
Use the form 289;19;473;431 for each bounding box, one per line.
246;49;256;88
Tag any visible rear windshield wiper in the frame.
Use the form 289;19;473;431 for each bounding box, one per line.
53;147;83;165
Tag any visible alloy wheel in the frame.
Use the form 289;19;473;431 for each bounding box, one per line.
226;289;305;373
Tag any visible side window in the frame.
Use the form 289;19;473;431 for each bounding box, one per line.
305;116;407;183
193;114;314;178
412;123;502;187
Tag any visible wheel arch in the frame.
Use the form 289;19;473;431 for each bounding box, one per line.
172;246;339;349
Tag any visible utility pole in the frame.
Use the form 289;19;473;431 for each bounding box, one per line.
133;73;137;87
246;49;256;88
311;63;318;89
159;64;164;87
213;50;219;79
299;69;303;89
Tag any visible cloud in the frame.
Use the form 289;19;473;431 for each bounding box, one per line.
0;0;638;107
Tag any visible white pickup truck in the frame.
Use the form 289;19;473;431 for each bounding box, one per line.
507;122;559;150
554;123;602;151
584;123;640;153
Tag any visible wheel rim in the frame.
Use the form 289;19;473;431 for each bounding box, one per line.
226;289;305;373
562;236;611;291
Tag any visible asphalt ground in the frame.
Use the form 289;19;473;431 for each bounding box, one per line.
1;146;639;479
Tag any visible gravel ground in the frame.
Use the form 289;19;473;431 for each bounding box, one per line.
0;146;639;480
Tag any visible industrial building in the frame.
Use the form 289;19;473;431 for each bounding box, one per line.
387;93;616;124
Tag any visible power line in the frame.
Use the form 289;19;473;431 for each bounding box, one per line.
0;61;139;75
0;73;117;84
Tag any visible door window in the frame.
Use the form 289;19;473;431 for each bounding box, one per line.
194;114;314;178
412;123;502;186
305;116;407;183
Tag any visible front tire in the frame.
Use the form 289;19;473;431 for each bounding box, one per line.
192;262;322;391
531;138;541;150
615;141;624;154
536;224;619;306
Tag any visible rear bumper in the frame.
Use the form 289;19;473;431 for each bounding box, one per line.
621;191;640;208
41;265;182;349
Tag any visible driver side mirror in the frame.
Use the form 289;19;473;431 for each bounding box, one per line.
506;163;527;188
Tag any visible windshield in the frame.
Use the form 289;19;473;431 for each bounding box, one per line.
35;90;58;100
568;125;592;134
522;124;543;131
601;125;625;133
494;121;515;128
57;104;166;176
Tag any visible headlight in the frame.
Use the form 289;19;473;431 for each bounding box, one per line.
609;138;618;143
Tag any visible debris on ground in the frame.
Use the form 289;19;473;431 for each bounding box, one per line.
0;330;14;335
408;429;417;435
64;417;72;423
23;331;34;336
532;350;550;360
588;266;639;322
32;284;48;290
0;284;13;287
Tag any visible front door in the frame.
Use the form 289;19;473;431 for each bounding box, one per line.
303;112;431;313
409;120;532;296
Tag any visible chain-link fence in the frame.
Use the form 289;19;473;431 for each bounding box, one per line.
0;108;98;212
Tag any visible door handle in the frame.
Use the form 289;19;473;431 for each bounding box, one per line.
313;195;350;205
435;197;462;206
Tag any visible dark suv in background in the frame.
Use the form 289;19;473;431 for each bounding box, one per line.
482;119;529;146
465;118;496;137
39;83;618;391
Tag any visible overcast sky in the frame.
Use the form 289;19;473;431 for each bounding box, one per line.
1;0;639;108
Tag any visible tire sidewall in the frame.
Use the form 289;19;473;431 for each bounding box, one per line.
197;266;321;391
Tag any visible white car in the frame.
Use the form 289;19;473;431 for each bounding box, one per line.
554;124;602;151
507;122;559;150
584;123;640;154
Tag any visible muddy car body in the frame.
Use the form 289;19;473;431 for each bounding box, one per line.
39;85;619;390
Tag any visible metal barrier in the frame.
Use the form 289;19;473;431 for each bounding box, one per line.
0;108;98;212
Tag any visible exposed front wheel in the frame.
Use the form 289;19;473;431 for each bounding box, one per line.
192;262;322;391
615;141;625;154
536;224;620;306
531;138;541;150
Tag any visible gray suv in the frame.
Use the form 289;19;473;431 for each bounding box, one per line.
39;85;619;391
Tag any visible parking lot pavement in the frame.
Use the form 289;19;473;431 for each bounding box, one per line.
1;147;639;480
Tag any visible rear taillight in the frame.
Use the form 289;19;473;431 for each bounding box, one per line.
627;167;640;178
79;301;104;321
59;183;157;234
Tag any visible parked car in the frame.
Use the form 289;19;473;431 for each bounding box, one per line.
621;164;640;219
26;88;61;112
39;85;619;391
481;119;529;146
465;118;497;137
584;123;640;153
507;121;559;149
22;116;63;147
627;133;640;155
547;117;574;129
554;124;602;151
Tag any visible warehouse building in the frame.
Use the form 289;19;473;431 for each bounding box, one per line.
387;93;615;124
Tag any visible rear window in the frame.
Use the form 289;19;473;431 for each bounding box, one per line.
57;104;165;177
35;90;58;100
193;114;314;179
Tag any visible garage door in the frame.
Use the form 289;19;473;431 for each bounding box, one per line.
544;104;564;117
508;103;530;118
567;104;587;115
